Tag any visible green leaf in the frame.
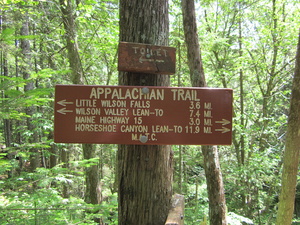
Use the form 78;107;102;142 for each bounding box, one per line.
4;89;23;98
0;28;15;44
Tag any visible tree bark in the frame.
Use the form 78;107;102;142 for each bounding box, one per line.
83;143;101;204
202;146;227;224
181;0;227;224
49;132;57;168
1;15;16;175
1;39;12;149
59;0;100;204
20;19;40;172
181;0;206;88
276;29;300;225
118;0;173;224
59;0;83;85
60;148;70;198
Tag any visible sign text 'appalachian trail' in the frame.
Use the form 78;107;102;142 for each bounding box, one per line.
54;85;233;145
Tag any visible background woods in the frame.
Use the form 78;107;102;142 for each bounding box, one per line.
0;0;300;224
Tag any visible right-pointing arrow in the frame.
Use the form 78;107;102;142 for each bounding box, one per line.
215;127;231;133
57;108;73;115
215;119;231;126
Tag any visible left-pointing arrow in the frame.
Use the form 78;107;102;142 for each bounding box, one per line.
57;99;74;107
215;127;231;133
139;56;165;63
57;108;73;115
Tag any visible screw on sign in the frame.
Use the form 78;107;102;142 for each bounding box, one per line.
54;85;233;145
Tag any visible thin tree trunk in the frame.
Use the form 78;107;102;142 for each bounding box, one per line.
20;19;40;172
238;4;248;213
177;41;183;194
118;0;173;224
181;0;227;224
179;145;183;193
238;3;245;167
181;0;206;88
59;0;99;204
202;146;227;224
1;16;15;175
61;148;69;198
1;45;12;148
59;0;83;85
276;29;300;225
83;143;101;204
49;132;57;168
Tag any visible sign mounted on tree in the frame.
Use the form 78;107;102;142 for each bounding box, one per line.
118;42;176;75
54;85;233;145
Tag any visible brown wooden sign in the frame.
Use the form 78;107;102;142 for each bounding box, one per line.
54;85;233;145
118;42;176;75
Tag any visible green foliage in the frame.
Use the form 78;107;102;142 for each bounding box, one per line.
0;153;12;175
184;182;209;224
0;28;15;45
0;164;118;224
71;157;99;168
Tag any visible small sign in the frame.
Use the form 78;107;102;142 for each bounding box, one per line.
54;85;233;145
118;42;176;75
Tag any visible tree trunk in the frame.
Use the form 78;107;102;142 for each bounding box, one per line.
181;0;227;224
20;19;40;172
181;0;206;88
276;29;300;225
238;3;245;166
59;0;99;204
1;16;15;175
59;0;83;85
83;143;101;204
202;146;227;224
60;148;69;198
118;0;173;224
49;132;57;168
1;42;12;149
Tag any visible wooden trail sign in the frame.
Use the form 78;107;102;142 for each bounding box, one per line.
118;42;176;74
54;85;233;145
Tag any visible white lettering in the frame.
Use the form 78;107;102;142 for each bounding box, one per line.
75;108;101;115
120;125;148;133
204;102;212;109
104;108;129;116
132;47;168;57
152;125;169;133
89;88;164;100
101;100;127;107
75;116;95;123
133;109;150;116
204;127;212;134
171;89;200;101
76;99;96;107
204;119;212;126
99;117;129;124
130;100;150;108
204;111;212;118
75;124;116;132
